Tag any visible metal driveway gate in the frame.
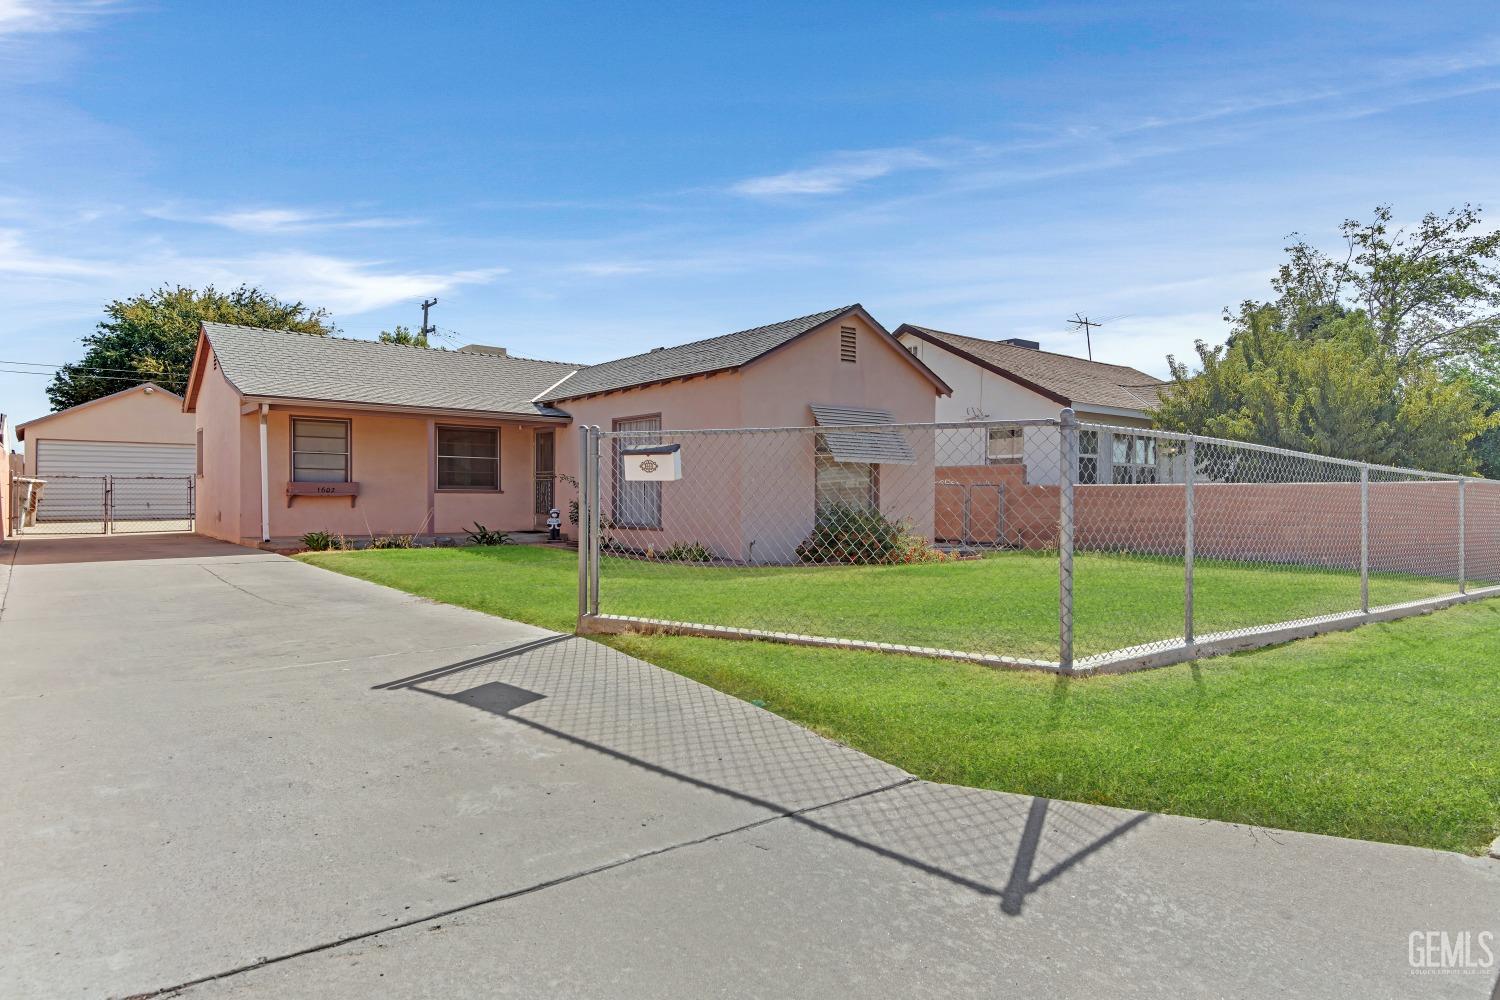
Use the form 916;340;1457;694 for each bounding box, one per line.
10;474;195;536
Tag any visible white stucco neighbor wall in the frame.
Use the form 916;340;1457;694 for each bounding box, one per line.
898;333;1170;485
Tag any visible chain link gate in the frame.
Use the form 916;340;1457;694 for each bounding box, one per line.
574;409;1500;674
10;474;195;536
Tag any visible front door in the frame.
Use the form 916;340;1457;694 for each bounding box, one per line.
533;431;555;518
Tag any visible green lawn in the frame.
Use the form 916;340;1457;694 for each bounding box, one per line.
302;545;1459;661
300;545;1500;854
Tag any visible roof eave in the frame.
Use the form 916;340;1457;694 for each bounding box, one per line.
240;395;572;423
895;324;1071;406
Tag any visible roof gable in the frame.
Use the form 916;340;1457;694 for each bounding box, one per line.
542;305;948;402
17;381;182;439
190;322;579;419
897;325;1164;412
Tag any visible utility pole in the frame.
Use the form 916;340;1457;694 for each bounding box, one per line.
1068;313;1101;360
420;297;438;343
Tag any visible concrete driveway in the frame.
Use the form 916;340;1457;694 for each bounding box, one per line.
1;534;1496;999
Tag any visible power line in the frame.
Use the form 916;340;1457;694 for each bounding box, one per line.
0;368;187;385
0;359;190;376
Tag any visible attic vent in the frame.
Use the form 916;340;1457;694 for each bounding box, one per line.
839;326;857;363
459;344;508;357
1000;338;1039;350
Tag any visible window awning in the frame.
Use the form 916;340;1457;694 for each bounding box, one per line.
809;404;917;465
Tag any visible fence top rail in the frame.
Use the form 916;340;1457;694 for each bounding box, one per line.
1077;419;1498;485
598;417;1063;439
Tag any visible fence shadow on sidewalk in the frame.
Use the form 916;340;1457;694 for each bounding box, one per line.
376;635;1151;917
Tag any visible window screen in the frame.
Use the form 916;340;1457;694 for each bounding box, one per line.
291;419;350;483
438;427;500;490
613;415;662;529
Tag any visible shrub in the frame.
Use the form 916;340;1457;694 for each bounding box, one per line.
658;541;714;562
796;505;947;565
370;533;416;549
300;530;333;552
465;522;511;546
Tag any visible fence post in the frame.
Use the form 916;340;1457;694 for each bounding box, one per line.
1458;478;1467;595
577;425;591;625
588;426;602;617
1058;408;1077;672
1360;466;1369;614
1184;438;1195;648
104;475;112;535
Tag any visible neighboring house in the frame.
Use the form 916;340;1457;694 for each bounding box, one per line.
184;305;951;554
895;325;1169;485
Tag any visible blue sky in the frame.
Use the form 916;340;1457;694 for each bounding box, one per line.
2;0;1499;426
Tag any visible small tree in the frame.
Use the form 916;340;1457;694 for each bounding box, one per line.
378;324;429;347
47;285;334;410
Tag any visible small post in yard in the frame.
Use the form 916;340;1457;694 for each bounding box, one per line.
587;426;602;616
1058;408;1077;671
103;475;112;535
1458;478;1467;595
1360;466;1369;614
1183;437;1195;648
576;425;591;625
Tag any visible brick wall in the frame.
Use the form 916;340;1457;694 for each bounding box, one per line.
936;465;1500;582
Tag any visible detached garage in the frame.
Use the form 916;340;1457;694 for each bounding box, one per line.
15;383;197;532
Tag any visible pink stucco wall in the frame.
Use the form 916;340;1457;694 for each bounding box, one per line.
192;343;554;544
20;384;194;476
553;314;942;562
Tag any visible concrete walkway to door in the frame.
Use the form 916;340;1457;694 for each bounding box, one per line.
1;533;1496;999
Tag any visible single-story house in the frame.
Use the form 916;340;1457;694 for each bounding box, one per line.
540;305;950;563
184;305;951;556
895;324;1168;485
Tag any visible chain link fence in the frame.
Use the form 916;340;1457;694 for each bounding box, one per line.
574;411;1500;674
10;474;195;536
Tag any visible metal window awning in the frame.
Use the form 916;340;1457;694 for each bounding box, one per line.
809;405;917;465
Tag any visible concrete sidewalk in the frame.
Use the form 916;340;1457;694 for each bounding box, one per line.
1;534;1496;999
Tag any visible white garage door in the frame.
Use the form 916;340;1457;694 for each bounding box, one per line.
32;440;195;528
35;440;195;477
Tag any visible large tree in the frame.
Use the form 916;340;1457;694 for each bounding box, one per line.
1156;309;1492;473
47;285;335;410
1273;204;1500;365
1155;206;1500;474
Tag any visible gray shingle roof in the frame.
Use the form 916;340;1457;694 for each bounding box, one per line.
540;306;858;402
899;325;1165;412
201;322;578;418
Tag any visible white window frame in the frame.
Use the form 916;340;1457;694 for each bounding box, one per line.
1111;432;1159;484
986;426;1023;465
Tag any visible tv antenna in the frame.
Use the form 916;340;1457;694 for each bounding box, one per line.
1068;313;1101;360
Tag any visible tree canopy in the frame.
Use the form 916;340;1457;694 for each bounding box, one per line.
1155;206;1500;475
47;285;335;410
378;324;430;347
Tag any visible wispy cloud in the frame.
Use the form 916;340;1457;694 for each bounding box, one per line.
145;204;420;234
0;227;505;314
0;0;124;37
731;147;940;197
221;253;505;314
